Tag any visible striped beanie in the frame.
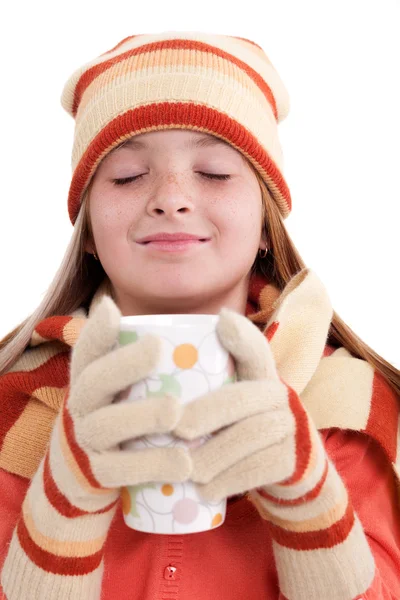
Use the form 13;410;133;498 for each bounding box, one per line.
60;31;292;226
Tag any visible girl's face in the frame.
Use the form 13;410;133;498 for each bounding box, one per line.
87;129;266;315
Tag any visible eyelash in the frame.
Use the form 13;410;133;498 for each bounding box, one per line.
112;173;231;186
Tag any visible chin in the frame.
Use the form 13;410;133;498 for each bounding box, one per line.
141;281;212;310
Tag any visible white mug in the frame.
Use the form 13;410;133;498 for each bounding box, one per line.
115;314;237;535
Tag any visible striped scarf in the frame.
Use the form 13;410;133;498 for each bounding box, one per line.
1;267;399;508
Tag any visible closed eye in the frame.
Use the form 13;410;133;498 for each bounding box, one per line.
112;173;231;186
199;173;231;181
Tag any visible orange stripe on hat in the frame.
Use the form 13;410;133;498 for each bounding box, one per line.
67;102;291;225
60;31;292;225
72;39;279;120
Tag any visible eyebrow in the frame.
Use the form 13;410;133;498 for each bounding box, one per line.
115;134;231;152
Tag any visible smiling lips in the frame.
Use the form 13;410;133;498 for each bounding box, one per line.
136;231;211;252
136;232;210;243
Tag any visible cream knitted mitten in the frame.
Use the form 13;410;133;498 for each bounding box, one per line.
1;296;191;600
173;308;376;600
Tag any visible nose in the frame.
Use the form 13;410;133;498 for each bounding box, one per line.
146;172;196;217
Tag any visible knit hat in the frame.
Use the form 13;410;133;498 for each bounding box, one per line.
61;31;292;226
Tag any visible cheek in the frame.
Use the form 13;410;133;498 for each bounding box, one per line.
217;197;260;238
91;209;119;238
90;193;137;235
90;210;129;258
206;194;242;229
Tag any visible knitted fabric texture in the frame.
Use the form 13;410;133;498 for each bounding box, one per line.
60;31;292;225
1;267;399;600
0;267;399;494
0;268;400;600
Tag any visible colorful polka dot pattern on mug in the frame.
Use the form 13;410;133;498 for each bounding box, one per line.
115;318;237;534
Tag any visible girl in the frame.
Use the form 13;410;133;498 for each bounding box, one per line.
0;31;399;600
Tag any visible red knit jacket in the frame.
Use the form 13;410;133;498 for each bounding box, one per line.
1;428;399;599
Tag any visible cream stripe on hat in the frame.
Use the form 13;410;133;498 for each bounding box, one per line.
61;31;292;225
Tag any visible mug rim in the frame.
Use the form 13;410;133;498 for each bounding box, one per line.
120;314;219;327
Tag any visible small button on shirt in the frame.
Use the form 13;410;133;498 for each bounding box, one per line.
164;565;178;580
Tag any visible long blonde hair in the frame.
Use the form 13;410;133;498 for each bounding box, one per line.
1;165;399;398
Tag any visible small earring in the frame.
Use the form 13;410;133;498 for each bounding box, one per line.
259;247;268;258
93;251;99;261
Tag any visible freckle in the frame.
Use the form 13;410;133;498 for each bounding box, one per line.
167;173;177;183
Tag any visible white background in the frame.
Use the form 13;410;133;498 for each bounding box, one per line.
1;0;399;368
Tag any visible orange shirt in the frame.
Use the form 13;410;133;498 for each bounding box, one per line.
1;429;400;599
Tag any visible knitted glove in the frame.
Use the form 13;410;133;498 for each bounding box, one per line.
173;308;376;600
1;296;191;600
